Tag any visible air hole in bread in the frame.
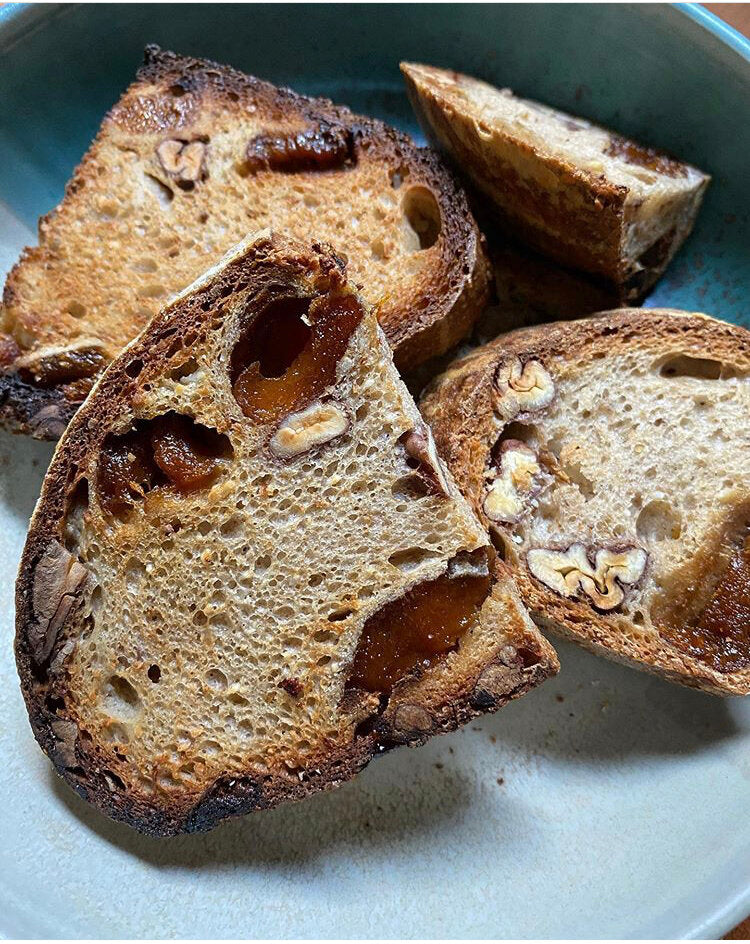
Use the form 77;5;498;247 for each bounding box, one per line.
230;292;363;424
147;664;161;683
125;358;144;379
390;473;435;500
388;547;440;572
656;353;738;381
636;499;682;543
45;693;66;713
390;165;409;189
64;477;90;550
205;668;228;690
101;675;141;721
560;458;595;499
328;606;355;622
402;186;441;250
169;83;187;98
96;413;233;518
138;283;168;299
143;172;174;208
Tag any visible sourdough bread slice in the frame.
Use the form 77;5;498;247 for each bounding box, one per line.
401;63;709;303
0;46;490;440
420;309;750;695
16;232;555;836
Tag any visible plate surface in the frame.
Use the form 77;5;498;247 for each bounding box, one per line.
1;4;749;939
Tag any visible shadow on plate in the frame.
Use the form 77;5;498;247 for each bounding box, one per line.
49;750;488;868
0;428;55;524
480;638;742;762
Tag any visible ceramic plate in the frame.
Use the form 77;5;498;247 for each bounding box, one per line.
1;3;749;938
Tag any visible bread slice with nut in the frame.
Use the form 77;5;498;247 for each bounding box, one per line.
15;231;556;836
401;63;709;304
420;309;750;695
0;46;490;440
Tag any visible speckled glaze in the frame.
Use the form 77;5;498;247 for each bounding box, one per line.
1;3;749;938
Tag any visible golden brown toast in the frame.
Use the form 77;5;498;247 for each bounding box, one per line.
0;47;490;440
401;63;708;304
420;309;750;695
15;232;556;835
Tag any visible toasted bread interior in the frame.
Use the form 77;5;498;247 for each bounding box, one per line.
17;234;554;833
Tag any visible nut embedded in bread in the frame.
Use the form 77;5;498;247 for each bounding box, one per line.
0;45;491;440
15;231;555;836
420;308;750;696
401;62;709;303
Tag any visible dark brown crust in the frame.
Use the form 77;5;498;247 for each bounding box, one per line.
16;232;553;836
420;308;750;696
0;46;490;441
0;370;78;439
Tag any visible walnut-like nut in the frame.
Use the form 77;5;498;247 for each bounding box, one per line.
492;355;555;421
156;139;206;184
50;717;79;768
483;440;542;523
269;401;349;458
527;543;647;612
390;703;434;738
400;425;451;497
28;540;89;665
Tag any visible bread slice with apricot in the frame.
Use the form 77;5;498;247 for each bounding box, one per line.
15;231;555;836
421;309;750;695
401;63;708;304
0;46;490;439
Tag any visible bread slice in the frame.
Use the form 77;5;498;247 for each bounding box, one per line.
15;231;555;836
420;308;750;696
401;63;709;303
0;46;490;440
476;240;622;342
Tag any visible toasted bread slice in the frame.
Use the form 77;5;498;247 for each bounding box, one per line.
15;232;555;836
476;240;622;342
420;309;750;696
401;63;709;303
0;46;490;440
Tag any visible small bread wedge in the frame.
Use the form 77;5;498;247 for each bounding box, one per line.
401;63;709;303
15;232;555;836
0;46;490;440
420;309;750;695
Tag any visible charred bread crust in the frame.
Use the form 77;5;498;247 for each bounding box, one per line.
0;369;78;439
0;46;490;441
16;232;554;836
420;309;750;696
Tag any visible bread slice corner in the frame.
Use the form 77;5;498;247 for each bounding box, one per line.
401;62;709;304
421;307;750;696
15;230;555;835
